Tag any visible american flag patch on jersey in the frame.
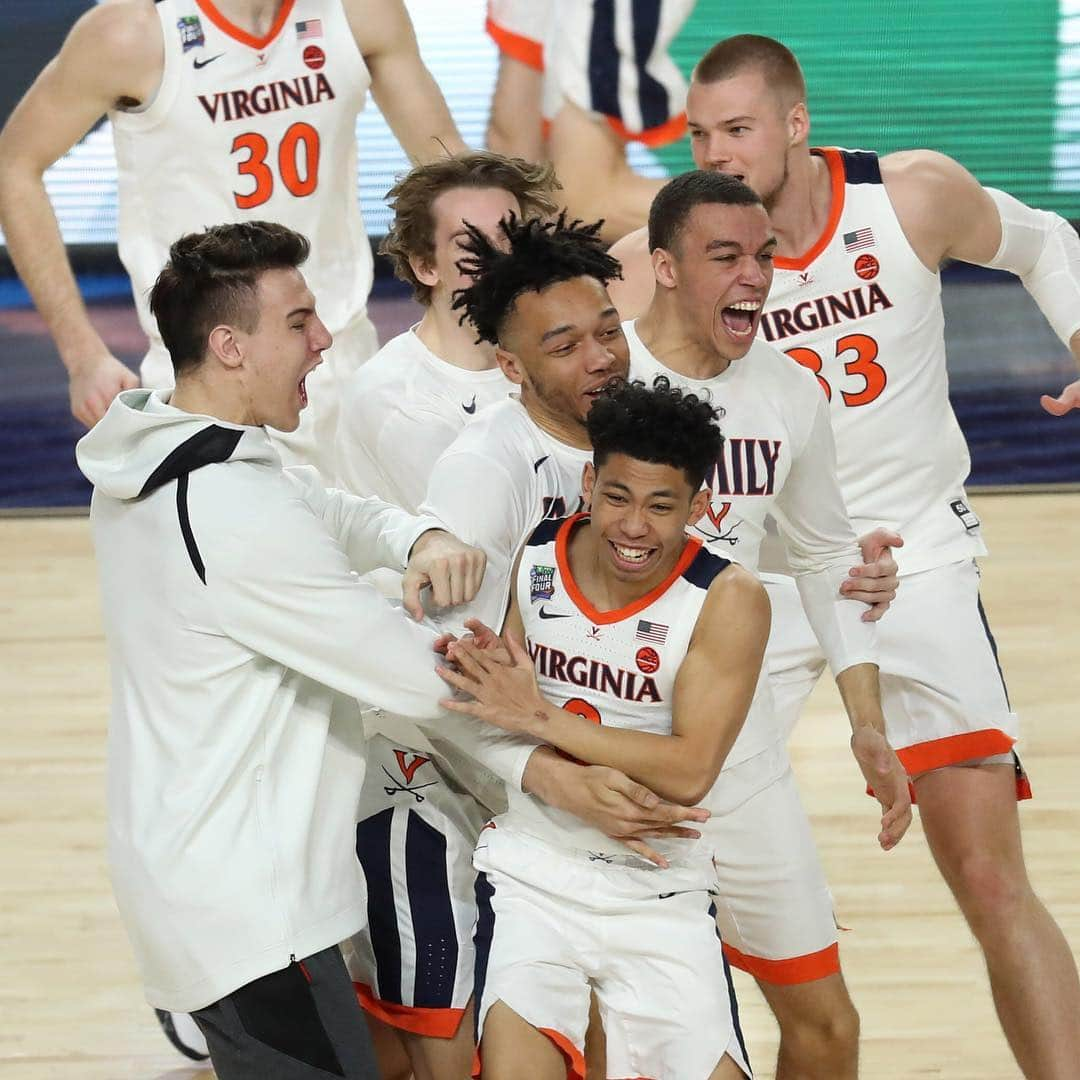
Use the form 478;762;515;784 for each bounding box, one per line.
843;228;875;252
296;19;323;39
636;619;668;644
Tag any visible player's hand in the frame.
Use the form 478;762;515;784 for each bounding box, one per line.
403;530;486;620
433;620;512;667
850;726;913;850
522;748;709;869
1040;378;1080;416
438;634;544;732
68;352;139;427
841;527;904;622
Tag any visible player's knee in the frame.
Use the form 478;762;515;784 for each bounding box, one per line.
948;850;1030;933
780;995;860;1062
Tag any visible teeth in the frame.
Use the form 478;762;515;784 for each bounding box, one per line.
728;300;761;311
614;544;650;562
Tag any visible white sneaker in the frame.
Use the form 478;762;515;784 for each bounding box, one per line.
154;1009;210;1061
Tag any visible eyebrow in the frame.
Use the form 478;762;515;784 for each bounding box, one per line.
603;480;679;499
703;236;779;253
688;113;755;128
286;306;315;319
540;307;620;343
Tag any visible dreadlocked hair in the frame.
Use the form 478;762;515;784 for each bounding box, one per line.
451;212;623;345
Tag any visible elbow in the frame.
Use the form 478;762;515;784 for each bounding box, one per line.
668;770;716;807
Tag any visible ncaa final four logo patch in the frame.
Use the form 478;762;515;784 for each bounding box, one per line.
177;15;205;52
530;565;556;602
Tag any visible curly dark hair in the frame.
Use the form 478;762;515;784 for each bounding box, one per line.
149;220;309;376
451;212;622;345
586;376;724;493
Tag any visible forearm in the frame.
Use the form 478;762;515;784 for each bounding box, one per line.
524;701;717;805
795;566;878;675
835;661;887;737
0;167;107;370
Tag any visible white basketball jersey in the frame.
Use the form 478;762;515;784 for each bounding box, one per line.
508;513;729;868
761;148;987;575
337;329;515;511
627;322;826;576
111;0;372;387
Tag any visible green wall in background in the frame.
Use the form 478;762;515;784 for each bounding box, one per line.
654;1;1077;217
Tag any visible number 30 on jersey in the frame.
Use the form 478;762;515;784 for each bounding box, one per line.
231;121;320;208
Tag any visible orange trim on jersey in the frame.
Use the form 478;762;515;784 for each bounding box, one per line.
723;940;840;985
472;1027;585;1080
897;729;1015;778
554;513;703;625
485;14;544;71
605;111;688;149
773;148;847;272
194;0;297;51
353;982;465;1039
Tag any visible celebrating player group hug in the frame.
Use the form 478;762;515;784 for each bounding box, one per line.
2;1;1079;1078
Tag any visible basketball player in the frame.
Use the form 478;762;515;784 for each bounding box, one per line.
334;151;556;1078
405;211;908;1078
485;0;695;241
335;151;557;507
608;35;1080;1077
0;0;466;480
439;378;759;1080
74;220;488;1080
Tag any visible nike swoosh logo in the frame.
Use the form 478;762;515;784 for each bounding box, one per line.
538;606;572;619
533;455;549;473
462;396;477;414
658;891;678;899
193;53;225;69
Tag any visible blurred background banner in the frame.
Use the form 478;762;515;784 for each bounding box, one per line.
1;0;1078;506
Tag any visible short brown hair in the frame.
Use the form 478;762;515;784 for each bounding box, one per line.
149;221;309;377
380;151;559;305
693;35;806;110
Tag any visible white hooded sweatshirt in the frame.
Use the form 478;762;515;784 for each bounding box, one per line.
77;389;455;1012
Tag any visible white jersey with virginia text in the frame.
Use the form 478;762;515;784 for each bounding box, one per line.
760;147;987;575
111;0;372;387
508;513;729;868
336;329;515;509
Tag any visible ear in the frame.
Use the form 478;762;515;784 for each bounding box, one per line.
581;461;596;509
207;324;244;370
495;345;525;385
788;101;809;148
408;252;440;290
651;245;678;291
686;486;711;527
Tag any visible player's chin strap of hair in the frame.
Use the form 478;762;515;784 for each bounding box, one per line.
978;188;1080;349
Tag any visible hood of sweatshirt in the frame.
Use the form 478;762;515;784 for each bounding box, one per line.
76;389;277;500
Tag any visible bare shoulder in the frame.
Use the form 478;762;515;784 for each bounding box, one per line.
700;562;771;632
64;0;162;99
340;0;413;57
879;149;986;268
606;226;655;321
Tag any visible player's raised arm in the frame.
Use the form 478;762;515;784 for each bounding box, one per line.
0;1;158;424
883;149;1080;415
345;0;467;163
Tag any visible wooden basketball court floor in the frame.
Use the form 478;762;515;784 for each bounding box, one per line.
2;492;1077;1079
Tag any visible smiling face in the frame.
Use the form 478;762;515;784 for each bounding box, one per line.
583;454;709;587
686;68;806;208
498;276;630;437
653;200;775;361
234;267;332;431
413;185;523;303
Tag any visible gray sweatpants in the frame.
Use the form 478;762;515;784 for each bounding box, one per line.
192;946;379;1079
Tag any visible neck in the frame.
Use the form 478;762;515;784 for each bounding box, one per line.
208;0;283;34
170;374;252;426
414;302;498;372
521;390;591;450
635;295;732;380
761;147;834;260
